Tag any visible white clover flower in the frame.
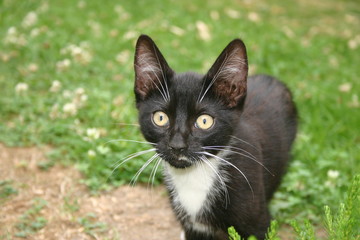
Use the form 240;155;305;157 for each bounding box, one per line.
327;170;340;179
30;28;41;37
224;9;240;19
22;12;38;28
50;80;62;92
28;63;39;72
15;82;29;94
97;145;110;155
56;59;71;71
86;128;100;140
170;26;185;36
75;87;85;96
62;90;72;98
4;27;27;46
63;102;77;116
80;94;88;103
88;149;96;158
115;50;130;64
248;12;261;22
196;21;211;41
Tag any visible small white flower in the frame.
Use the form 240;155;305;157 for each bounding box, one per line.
248;12;261;22
97;145;110;155
63;102;77;116
80;94;88;103
224;9;240;19
62;90;72;98
88;149;96;158
75;87;85;96
56;59;71;71
170;26;185;36
327;170;340;179
115;50;130;64
4;27;27;46
338;83;352;93
196;21;211;41
22;12;38;28
28;63;38;72
86;128;100;140
50;80;62;92
15;82;29;94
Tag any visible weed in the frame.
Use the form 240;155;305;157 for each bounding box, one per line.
14;198;47;238
0;180;18;201
77;213;108;238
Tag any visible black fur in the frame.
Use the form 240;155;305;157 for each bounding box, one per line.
134;35;297;240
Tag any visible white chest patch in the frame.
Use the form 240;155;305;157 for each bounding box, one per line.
164;158;220;218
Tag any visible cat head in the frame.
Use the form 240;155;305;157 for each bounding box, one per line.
134;35;248;168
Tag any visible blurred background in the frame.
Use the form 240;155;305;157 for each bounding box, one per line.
0;0;359;239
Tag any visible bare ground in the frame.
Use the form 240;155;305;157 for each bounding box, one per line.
0;144;181;240
0;144;326;240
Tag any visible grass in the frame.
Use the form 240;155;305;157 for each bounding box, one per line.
0;0;359;238
14;198;47;238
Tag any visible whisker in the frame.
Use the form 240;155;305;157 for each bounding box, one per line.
230;135;260;152
202;146;274;176
110;148;157;169
149;157;163;188
198;151;254;199
199;156;230;208
131;153;159;186
115;123;140;127
105;139;157;146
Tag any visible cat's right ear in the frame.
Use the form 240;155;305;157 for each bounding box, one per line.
203;39;248;108
134;35;174;102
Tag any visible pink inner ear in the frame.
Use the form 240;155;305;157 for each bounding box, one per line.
134;35;173;101
211;40;248;107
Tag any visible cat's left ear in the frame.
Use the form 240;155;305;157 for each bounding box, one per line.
204;39;248;108
134;35;174;102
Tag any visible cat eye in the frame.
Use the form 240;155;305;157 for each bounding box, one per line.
195;114;214;130
152;111;169;127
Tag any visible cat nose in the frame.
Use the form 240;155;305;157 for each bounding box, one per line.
169;133;188;152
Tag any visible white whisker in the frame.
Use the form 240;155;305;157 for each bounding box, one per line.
149;157;163;188
198;151;254;199
105;139;157;146
131;153;159;186
230;135;260;152
202;146;274;176
110;148;156;169
199;156;230;208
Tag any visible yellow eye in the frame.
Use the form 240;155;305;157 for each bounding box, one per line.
195;114;214;130
153;111;169;127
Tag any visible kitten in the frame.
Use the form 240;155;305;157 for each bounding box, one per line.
133;35;297;240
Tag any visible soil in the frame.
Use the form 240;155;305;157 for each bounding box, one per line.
0;144;325;240
0;144;181;240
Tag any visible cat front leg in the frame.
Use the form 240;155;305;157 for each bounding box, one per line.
184;229;217;240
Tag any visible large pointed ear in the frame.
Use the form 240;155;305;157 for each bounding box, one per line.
203;39;248;108
134;35;174;102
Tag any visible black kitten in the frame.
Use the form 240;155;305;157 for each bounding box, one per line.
133;35;297;240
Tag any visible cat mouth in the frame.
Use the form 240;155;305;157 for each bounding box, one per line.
165;155;193;169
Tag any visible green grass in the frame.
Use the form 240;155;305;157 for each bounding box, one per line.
0;0;359;237
14;198;47;238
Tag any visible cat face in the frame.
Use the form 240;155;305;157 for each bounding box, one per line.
134;35;248;168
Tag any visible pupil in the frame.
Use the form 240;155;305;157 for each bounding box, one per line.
160;115;163;121
203;118;206;124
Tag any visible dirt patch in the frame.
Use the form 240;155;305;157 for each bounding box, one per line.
0;144;181;240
